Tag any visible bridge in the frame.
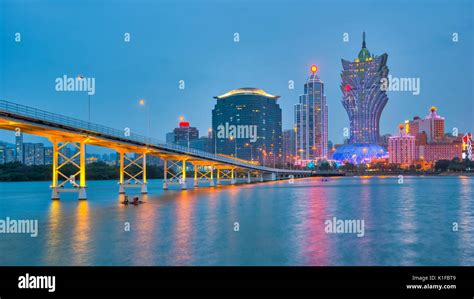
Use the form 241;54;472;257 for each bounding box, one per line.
0;100;317;200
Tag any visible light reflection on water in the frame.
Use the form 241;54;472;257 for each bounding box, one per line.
0;176;472;266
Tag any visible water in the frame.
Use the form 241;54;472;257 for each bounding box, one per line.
0;176;473;266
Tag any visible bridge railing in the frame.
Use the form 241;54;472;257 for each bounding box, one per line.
0;100;309;174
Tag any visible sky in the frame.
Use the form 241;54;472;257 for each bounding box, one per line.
1;0;473;154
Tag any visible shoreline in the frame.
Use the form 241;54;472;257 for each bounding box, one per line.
1;172;473;183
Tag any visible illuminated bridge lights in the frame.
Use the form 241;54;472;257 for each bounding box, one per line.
0;100;314;199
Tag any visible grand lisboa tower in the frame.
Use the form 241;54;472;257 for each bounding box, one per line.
332;32;389;164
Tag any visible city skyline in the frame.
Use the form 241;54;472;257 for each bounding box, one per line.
1;0;473;155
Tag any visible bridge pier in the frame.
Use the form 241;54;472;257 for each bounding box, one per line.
215;167;235;185
117;151;148;195
50;138;87;200
192;163;214;187
163;158;187;190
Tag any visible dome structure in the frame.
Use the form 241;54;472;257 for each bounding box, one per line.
332;144;388;164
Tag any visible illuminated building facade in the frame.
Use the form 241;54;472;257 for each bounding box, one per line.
388;126;416;165
294;65;328;161
170;121;199;147
212;88;282;163
333;32;389;164
408;107;445;143
462;133;472;161
418;143;462;161
282;128;296;164
340;32;389;145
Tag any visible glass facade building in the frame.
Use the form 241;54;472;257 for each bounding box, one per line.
212;88;282;164
340;32;389;145
294;67;328;161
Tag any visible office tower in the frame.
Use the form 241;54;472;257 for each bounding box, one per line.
212;87;282;164
282;129;296;164
15;132;24;163
294;65;328;161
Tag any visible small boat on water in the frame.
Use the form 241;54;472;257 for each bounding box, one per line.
121;196;144;205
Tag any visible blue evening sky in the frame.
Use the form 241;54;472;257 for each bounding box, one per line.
1;0;473;153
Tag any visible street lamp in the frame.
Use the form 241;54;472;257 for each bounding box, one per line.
208;128;217;155
139;99;151;138
245;143;254;161
77;75;91;125
230;136;237;157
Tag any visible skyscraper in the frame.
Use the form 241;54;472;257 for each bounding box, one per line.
332;32;390;164
23;143;35;165
294;65;328;161
15;132;23;163
171;120;199;148
282;128;296;164
340;32;389;145
34;143;45;165
212;88;282;164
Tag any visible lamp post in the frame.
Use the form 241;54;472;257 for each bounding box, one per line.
139;99;151;138
230;136;237;158
245;143;253;161
209;128;217;155
77;75;91;125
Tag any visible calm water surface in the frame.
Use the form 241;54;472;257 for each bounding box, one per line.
0;176;473;266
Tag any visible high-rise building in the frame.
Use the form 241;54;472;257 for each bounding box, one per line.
33;143;45;165
15;133;23;163
23;143;35;165
169;121;199;148
5;147;15;163
0;144;5;164
294;65;328;161
44;146;53;165
212;88;282;164
332;32;389;164
282;128;296;164
190;136;213;153
408;107;445;143
166;132;175;144
340;32;389;145
388;125;416;165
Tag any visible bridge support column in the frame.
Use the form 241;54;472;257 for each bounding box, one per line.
50;139;88;200
260;173;264;182
192;164;215;187
181;159;187;190
78;141;87;199
163;158;187;190
118;151;147;194
118;151;125;194
247;172;251;184
163;160;168;190
231;168;236;184
141;153;148;194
